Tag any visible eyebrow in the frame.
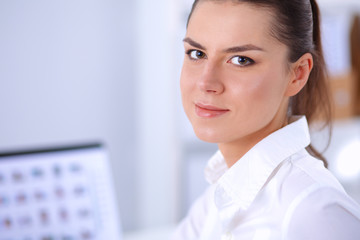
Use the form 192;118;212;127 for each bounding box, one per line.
183;37;206;50
183;37;265;53
224;45;264;53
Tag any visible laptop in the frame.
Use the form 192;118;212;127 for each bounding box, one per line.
0;143;122;240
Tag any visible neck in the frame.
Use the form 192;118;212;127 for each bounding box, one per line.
219;114;289;168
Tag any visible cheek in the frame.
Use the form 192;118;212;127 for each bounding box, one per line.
180;65;195;110
180;62;200;95
180;67;190;98
252;75;281;100
230;68;288;109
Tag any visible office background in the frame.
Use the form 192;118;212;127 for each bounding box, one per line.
0;0;360;237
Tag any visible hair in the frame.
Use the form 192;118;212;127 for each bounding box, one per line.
186;0;332;167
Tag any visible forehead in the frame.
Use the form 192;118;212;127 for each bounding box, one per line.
187;1;278;48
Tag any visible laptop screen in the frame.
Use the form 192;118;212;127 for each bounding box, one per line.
0;143;122;240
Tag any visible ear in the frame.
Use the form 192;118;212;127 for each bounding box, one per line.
285;53;313;97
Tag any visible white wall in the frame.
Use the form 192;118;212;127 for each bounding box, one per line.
0;0;138;231
0;0;188;232
134;0;183;229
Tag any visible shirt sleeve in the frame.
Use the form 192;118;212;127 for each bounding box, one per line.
284;186;360;240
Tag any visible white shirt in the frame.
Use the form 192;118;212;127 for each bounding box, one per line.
172;116;360;240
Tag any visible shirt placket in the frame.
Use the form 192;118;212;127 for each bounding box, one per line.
215;185;244;240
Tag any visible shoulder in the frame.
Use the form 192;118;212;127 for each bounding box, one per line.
283;185;360;240
277;150;360;240
275;149;346;204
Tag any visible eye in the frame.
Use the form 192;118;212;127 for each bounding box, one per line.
186;49;206;60
228;56;254;66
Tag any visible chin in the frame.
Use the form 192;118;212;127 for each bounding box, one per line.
193;127;223;143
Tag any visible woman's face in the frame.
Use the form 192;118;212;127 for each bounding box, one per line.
181;1;293;145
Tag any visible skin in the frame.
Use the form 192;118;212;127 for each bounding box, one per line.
181;1;313;167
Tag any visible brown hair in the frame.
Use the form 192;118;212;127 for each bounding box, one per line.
187;0;332;167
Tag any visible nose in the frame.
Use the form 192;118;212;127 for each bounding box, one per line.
197;62;225;94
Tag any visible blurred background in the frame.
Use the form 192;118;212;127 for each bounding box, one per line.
0;0;359;239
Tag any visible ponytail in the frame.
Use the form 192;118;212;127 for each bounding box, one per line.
292;0;332;167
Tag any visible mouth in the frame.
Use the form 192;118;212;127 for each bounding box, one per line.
195;103;230;118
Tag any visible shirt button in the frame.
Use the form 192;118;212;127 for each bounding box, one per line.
222;232;233;240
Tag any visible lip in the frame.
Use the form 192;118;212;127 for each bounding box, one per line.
195;103;229;118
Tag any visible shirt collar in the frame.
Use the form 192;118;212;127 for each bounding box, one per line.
204;116;311;211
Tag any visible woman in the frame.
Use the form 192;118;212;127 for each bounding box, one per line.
172;0;360;239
